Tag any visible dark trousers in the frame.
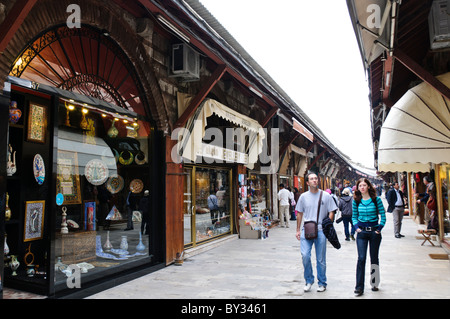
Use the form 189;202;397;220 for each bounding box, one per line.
356;230;382;291
343;216;355;239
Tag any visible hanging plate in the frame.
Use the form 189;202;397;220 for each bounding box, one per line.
129;179;144;193
106;175;124;194
85;159;109;185
33;154;45;185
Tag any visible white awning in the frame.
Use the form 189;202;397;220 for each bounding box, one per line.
176;94;266;168
378;72;450;172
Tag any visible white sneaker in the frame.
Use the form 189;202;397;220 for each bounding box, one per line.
317;286;326;292
304;283;312;292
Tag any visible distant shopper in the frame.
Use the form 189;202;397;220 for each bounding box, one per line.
295;173;337;292
339;188;355;241
278;184;293;228
386;182;405;238
352;178;386;296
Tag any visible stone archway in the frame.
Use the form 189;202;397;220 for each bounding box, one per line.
0;0;170;132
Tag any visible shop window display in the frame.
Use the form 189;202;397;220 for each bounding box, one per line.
193;167;231;242
53;101;152;288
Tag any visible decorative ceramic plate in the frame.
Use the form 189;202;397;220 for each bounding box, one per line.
84;159;109;185
106;175;124;194
129;179;144;193
33;154;45;185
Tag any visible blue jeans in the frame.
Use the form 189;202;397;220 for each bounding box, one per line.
300;229;327;287
355;230;382;291
343;216;355;239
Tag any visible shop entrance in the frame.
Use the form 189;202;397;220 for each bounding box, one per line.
183;166;232;247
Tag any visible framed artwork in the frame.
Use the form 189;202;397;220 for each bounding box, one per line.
24;200;45;242
84;201;96;231
27;102;47;143
56;151;82;204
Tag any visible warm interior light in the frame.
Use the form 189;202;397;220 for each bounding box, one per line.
14;58;23;68
82;108;88;114
101;114;107;118
123;119;128;123
132;122;138;127
68;104;75;110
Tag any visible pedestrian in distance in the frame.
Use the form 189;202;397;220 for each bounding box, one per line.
339;188;355;241
386;181;406;238
352;178;386;296
278;183;293;228
295;173;338;293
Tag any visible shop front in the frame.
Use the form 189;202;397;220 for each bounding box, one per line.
177;95;266;247
2;77;164;297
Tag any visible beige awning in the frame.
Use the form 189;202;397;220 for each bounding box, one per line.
378;72;450;172
176;93;266;168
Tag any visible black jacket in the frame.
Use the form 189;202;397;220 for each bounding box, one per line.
322;217;341;249
386;188;405;212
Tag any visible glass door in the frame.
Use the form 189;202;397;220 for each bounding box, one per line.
184;166;232;247
183;168;193;246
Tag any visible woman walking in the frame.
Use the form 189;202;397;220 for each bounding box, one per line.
352;178;386;296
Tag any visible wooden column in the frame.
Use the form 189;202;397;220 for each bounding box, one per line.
165;136;184;265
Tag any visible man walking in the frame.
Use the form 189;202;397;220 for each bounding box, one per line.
295;173;337;292
387;182;405;238
277;183;292;227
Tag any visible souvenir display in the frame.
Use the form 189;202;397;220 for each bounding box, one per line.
4;234;9;255
66;219;79;229
129;179;144;193
103;231;113;252
95;236;127;260
84;158;109;185
9;255;20;276
61;206;68;234
106;175;124;194
118;151;133;165
107;119;118;138
136;232;146;252
26;264;36;277
27;103;47;143
33;154;45;185
119;235;128;251
6;144;16;176
9;100;22;124
105;205;122;220
24;200;45;241
134;151;146;165
24;243;35;266
5;193;11;221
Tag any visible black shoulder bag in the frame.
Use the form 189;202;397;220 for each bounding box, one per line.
304;190;322;239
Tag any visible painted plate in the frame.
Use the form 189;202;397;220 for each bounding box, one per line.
129;179;144;193
106;175;124;194
84;159;109;185
33;154;45;185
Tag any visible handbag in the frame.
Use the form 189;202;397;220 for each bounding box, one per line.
304;190;322;239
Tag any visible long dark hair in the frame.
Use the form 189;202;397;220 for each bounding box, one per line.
353;178;377;204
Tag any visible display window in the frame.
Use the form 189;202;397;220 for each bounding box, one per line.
53;99;153;291
183;166;232;247
247;173;270;214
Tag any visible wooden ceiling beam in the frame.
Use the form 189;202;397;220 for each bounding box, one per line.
0;0;38;54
